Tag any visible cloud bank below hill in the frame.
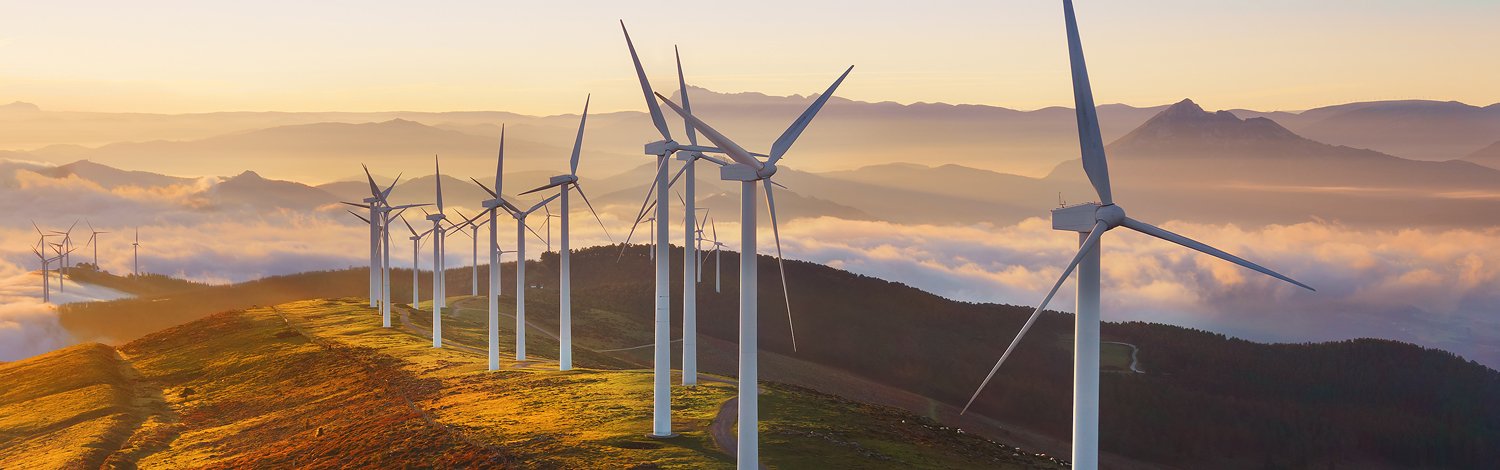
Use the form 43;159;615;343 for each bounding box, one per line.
773;217;1500;368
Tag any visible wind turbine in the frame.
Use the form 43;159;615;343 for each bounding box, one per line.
697;215;726;293
84;221;108;268
348;170;415;328
510;193;558;362
958;2;1315;469
622;22;682;436
58;220;78;275
400;215;435;307
518;95;613;371
31;244;50;303
132;227;140;276
473;125;521;371
451;209;491;297
658;62;851;468
427;156;449;348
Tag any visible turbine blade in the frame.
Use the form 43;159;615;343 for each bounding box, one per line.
346;209;371;224
768;65;853;165
666;162;691;190
764;180;797;352
571;95;589;175
961;220;1108;415
1121;217;1314;291
470;177;498;198
495;124;506;194
519;180;566;196
434;155;445;213
381;173;402;201
524;219;547;244
699;154;730;166
574;184;614;243
655;93;760;169
402;216;417;236
675;45;697;146
362;164;381;198
341;201;370;209
621;21;672;141
1063;0;1113;205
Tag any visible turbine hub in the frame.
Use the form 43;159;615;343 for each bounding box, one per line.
756;164;778;179
1095;204;1126;228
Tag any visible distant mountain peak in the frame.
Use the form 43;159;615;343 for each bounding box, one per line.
233;170;263;180
0;101;41;113
1109;99;1306;155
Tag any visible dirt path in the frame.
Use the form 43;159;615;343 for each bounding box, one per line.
1103;341;1145;373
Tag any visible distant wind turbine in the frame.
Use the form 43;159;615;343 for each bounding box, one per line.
957;2;1315;469
84;221;108;268
400;215;434;307
450;209;490;297
518;95;613;371
510;194;558;362
658;62;851;468
132;227;140;276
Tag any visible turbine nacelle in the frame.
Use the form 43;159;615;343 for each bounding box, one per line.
551;174;579;186
720;162;776;182
1052;202;1127;232
426;213;446;222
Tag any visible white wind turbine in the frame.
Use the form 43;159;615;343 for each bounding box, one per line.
348;170;418;328
399;215;435;307
958;2;1315;469
83;221;108;268
696;215;726;293
518;95;613;371
427;156;450;348
450;210;491;297
658;63;851;468
30;238;51;303
509;193;558;362
132;227;140;276
472;125;523;371
621;24;747;434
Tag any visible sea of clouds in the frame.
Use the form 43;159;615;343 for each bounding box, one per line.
1;165;1496;369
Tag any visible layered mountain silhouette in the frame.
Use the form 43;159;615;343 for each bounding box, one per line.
9;96;1500;228
1234;99;1500;161
1464;140;1500;170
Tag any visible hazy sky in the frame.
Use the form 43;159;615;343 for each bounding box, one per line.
2;0;1497;115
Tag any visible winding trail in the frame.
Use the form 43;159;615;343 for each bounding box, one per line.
1103;341;1145;373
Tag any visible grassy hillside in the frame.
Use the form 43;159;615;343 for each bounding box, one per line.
55;244;1500;468
0;343;159;468
7;298;1062;468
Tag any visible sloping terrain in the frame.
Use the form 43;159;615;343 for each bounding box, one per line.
6;299;1061;468
0;343;160;468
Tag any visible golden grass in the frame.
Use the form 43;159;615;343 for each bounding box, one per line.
4;297;1059;468
0;343;152;469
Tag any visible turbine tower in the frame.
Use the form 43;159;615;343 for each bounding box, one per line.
658;63;850;468
959;3;1316;469
511;194;559;362
518;95;612;371
474;125;520;371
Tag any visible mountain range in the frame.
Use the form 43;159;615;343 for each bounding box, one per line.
7;91;1500;183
